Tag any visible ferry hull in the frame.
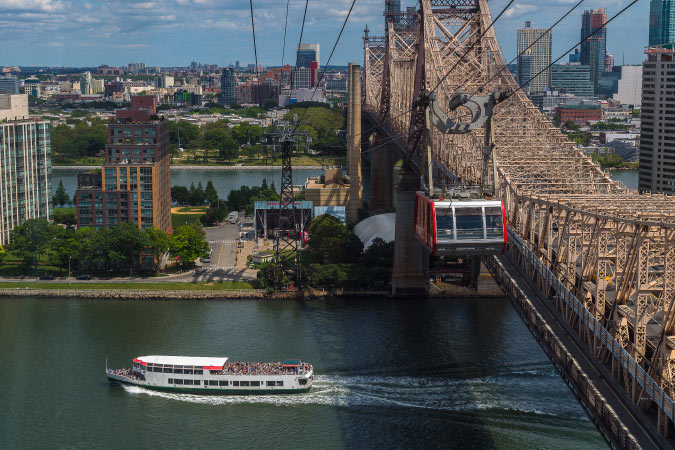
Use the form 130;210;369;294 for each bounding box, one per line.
107;375;312;395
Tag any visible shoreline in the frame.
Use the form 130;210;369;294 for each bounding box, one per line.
0;287;503;300
52;165;325;171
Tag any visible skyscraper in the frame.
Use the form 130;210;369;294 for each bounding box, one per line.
649;0;675;46
80;71;92;95
516;22;552;93
580;9;607;87
0;74;19;94
296;43;320;68
220;68;236;106
639;46;675;193
0;94;52;245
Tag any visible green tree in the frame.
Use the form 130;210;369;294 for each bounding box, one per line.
169;225;210;268
264;98;278;110
9;219;53;269
191;181;206;205
171;185;191;205
53;180;71;206
204;180;219;205
144;227;169;274
200;200;228;227
232;123;263;145
49;227;81;274
112;223;145;275
306;214;363;264
53;208;76;226
169;121;200;148
204;128;238;161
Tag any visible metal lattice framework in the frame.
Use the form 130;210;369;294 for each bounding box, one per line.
364;0;675;431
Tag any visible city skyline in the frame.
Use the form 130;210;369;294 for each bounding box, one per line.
0;0;654;68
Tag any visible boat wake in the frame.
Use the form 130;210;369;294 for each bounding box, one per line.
120;372;585;419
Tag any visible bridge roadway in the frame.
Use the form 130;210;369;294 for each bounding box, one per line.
488;244;668;449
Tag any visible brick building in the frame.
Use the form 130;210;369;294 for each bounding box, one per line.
76;96;171;232
554;104;602;125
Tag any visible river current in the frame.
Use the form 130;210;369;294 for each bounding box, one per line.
0;297;605;449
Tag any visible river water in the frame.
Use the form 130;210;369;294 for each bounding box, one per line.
0;297;604;449
53;168;325;199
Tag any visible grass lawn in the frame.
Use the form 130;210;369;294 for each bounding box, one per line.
0;281;255;290
176;206;208;213
171;212;204;229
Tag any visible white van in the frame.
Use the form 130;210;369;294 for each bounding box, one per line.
228;211;239;224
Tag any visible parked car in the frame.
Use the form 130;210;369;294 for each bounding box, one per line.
201;258;211;264
76;274;91;280
39;274;54;280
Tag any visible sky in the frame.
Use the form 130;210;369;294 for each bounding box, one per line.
0;0;652;68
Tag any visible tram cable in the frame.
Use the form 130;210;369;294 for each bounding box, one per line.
429;0;515;95
281;0;290;67
293;0;358;132
501;0;640;104
468;0;586;97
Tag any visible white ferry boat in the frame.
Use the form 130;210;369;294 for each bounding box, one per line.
106;355;314;394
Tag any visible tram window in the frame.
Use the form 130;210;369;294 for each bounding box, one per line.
219;381;228;386
454;208;484;240
232;381;240;386
174;379;183;385
484;207;503;239
435;208;454;241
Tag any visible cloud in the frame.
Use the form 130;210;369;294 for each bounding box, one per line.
503;3;538;19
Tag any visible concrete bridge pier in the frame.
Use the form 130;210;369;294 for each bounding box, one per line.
369;134;395;213
391;168;429;296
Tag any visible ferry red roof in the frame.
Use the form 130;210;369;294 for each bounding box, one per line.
135;355;229;367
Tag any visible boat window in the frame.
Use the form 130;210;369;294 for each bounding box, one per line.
209;380;218;386
251;381;260;387
193;380;200;385
184;368;193;375
173;369;183;374
174;379;183;385
454;207;484;240
184;379;194;385
299;378;308;385
276;381;284;386
168;378;173;384
484;207;503;239
240;381;250;386
435;207;454;241
163;367;172;373
232;381;240;386
194;370;203;375
266;381;275;387
219;381;228;386
152;367;162;372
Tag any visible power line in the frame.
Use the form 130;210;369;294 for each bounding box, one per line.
294;0;358;131
281;0;290;67
501;0;640;103
248;0;259;104
430;0;515;94
469;0;585;97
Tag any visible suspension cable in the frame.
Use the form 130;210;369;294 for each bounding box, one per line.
248;0;259;104
501;0;640;103
281;0;290;67
429;0;515;94
469;0;585;97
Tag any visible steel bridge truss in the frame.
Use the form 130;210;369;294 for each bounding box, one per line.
364;0;675;438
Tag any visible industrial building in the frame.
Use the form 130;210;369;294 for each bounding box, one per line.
550;64;594;98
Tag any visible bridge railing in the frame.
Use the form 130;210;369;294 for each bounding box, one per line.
507;226;675;421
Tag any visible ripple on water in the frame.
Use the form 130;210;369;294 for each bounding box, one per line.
120;372;586;421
